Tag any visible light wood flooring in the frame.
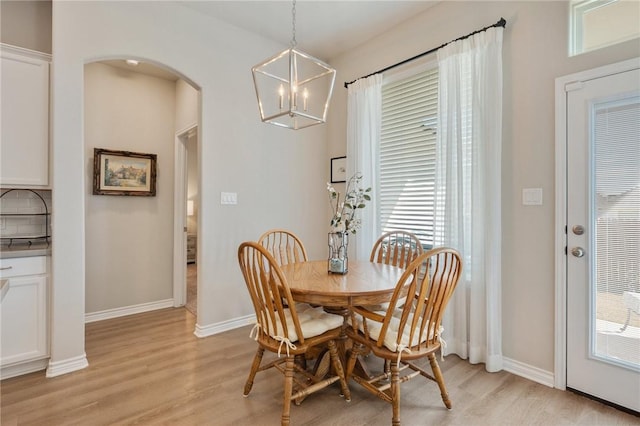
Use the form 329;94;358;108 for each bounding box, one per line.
186;263;197;316
1;307;638;425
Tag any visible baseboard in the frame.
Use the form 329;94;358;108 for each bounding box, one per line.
85;299;174;323
194;314;256;338
503;356;555;388
46;353;89;378
1;358;49;380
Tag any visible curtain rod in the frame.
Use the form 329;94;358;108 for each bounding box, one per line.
343;17;506;88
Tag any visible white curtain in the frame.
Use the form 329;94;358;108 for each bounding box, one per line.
434;27;503;372
346;74;382;260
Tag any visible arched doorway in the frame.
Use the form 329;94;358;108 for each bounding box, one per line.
83;58;200;327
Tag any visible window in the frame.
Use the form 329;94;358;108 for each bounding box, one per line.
378;66;438;248
570;0;640;56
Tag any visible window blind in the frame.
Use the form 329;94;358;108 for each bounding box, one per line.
594;96;640;296
379;67;438;247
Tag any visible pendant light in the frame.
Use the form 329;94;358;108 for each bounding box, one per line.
252;0;336;130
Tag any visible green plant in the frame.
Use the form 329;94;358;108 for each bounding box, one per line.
327;172;372;234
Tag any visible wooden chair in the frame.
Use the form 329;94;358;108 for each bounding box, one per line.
368;231;425;372
259;229;309;266
346;247;462;426
370;230;424;269
238;242;351;426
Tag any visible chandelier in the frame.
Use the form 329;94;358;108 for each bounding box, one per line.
252;0;336;130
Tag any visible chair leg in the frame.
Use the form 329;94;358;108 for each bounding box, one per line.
281;356;295;426
383;359;391;377
428;352;452;409
244;347;265;397
391;361;401;426
346;341;363;380
327;340;351;402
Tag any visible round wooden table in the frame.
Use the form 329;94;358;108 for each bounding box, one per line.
279;259;406;309
280;260;407;379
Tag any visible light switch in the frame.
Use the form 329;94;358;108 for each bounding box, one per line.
221;192;238;205
522;188;543;206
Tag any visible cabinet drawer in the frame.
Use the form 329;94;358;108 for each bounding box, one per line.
0;256;47;278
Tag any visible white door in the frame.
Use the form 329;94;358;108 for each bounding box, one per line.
566;65;640;412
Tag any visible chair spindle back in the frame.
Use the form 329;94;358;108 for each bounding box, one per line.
370;230;424;269
378;247;462;351
238;241;304;347
259;229;309;267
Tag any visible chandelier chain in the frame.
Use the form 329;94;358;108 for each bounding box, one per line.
290;0;297;47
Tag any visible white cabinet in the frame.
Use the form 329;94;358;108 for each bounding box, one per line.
0;44;50;187
0;256;49;379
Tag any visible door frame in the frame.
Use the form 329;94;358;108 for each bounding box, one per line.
173;123;197;309
554;57;640;390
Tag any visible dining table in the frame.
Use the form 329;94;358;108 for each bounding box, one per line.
280;259;406;310
279;259;407;379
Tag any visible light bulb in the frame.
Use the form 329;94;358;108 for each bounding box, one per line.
292;85;298;108
278;84;284;109
303;88;309;111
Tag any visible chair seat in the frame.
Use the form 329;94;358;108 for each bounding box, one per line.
267;303;344;344
354;311;442;353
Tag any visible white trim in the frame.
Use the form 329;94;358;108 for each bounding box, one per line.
84;299;174;323
503;357;555;388
554;73;569;390
0;42;52;61
1;358;49;380
46;353;89;378
554;57;640;391
194;314;255;338
173;125;194;309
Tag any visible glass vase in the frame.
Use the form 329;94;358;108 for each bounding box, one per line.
328;231;348;274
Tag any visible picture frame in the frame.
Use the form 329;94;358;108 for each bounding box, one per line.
330;156;346;183
93;148;157;196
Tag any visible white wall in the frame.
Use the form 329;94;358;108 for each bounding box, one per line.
326;1;640;375
50;1;329;374
84;62;176;313
0;0;51;54
175;79;198;133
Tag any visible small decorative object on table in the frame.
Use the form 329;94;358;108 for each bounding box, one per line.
327;172;371;274
328;231;348;274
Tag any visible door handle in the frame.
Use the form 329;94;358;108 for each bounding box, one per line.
571;247;585;258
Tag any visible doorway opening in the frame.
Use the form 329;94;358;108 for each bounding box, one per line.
178;125;198;317
84;58;200;326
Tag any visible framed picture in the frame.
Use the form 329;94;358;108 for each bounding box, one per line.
93;148;157;196
331;156;346;183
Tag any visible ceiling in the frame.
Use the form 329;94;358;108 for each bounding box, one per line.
180;1;439;60
102;1;439;80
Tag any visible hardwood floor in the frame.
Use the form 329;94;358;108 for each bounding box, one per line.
186;263;197;316
1;307;637;425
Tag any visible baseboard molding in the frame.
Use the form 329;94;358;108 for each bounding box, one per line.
194;314;255;338
503;356;555;388
85;299;174;323
46;353;89;378
1;358;49;380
